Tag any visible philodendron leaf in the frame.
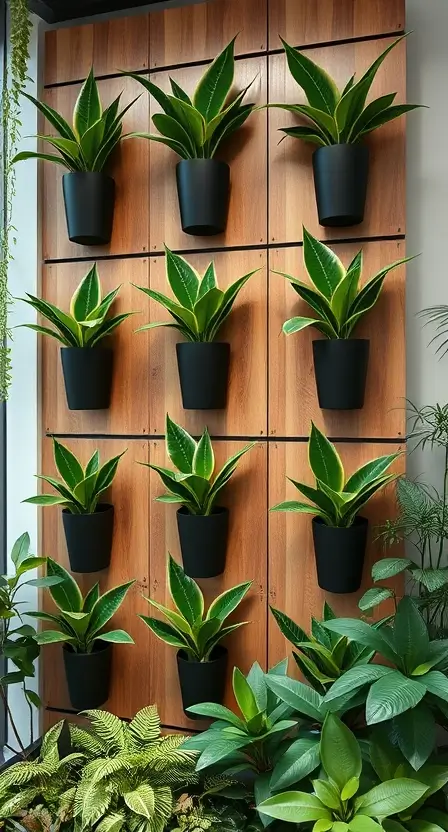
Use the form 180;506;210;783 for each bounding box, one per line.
320;713;361;791
258;792;331;824
393;701;435;770
366;671;426;724
393;596;430;671
11;532;31;566
264;674;324;722
371;558;412;581
358;587;394;612
270;737;320;790
354;779;428;818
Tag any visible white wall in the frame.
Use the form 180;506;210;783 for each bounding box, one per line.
406;0;448;482
6;16;40;751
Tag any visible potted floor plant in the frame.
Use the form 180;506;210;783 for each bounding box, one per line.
272;35;420;227
0;533;63;765
270;422;400;593
19;264;134;410
144;414;254;578
24;439;126;572
140;554;251;713
31;558;134;710
276;228;410;409
13;69;138;244
124;36;256;236
135;247;258;409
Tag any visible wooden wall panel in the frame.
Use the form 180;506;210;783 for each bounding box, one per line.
41;438;151;719
268;441;404;669
269;240;406;439
149;56;267;252
148;249;267;437
44;14;150;85
42;76;150;261
40;0;407;727
148;440;267;729
268;37;406;244
42;258;150;435
150;0;266;68
268;0;404;50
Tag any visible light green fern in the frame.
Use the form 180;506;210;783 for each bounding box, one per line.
71;705;198;832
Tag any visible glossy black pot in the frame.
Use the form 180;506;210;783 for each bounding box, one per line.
63;642;112;710
177;507;229;578
312;339;370;410
63;172;115;245
61;347;113;410
176;342;230;409
176;159;230;236
312;144;369;227
62;504;114;573
312;516;368;593
177;646;228;716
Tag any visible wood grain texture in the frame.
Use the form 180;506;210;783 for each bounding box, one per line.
148;440;267;729
268;36;407;243
268;240;406;439
268;0;404;50
268;440;404;668
41;258;150;435
44;14;149;86
42;76;150;261
148;249;267;436
150;0;267;68
149;56;267;252
41;438;151;718
43;710;87;731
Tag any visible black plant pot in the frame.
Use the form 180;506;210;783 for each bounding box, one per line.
63;642;112;710
312;339;370;410
176;159;230;236
177;507;229;578
62;172;115;245
61;347;113;410
312;516;368;593
62;504;114;573
312;144;369;227
177;646;228;716
176;342;230;410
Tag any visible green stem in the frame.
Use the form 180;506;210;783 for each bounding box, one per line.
437;445;448;568
0;684;26;756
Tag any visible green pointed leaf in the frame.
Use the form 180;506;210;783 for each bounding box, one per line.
279;125;328;146
165;246;199;310
83;582;100;613
85;450;100;479
393;702;435;770
206;581;251;622
87;581;134;637
269;606;308;647
323;618;397;662
167;96;205;149
168;554;204;626
355;779;427;818
11;532;31;566
372;558;411;581
98;629;134;644
53;439;84;489
321;713;361;790
258;791;331;823
309;422;344;491
35;629;72;645
170;77;192;104
264;674;324;721
281;37;339;115
420;670;448;702
95;450;126;495
394;596;429;670
358;587;394;612
194;287;224;336
193;36;236;121
152;112;194;156
366;671;426;724
73;68;102;139
20;90;76;140
192;428;215;480
46;558;83;612
70;265;101;321
271;738;320;790
166;414;197;474
139;615;189;650
303;228;345;300
358;104;421;138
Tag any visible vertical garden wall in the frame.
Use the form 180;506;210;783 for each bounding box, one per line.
39;0;407;731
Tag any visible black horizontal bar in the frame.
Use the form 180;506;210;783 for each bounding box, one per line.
43;29;405;90
43;234;406;267
46;433;406;444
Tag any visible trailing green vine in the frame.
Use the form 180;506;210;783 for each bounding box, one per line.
0;0;32;400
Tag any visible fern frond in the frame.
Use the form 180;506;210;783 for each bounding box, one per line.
41;721;64;757
70;725;108;758
95;810;126;832
83;710;125;753
89;755;132;784
129;706;161;746
0;760;53;790
74;777;112;827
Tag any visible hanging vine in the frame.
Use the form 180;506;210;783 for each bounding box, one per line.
0;0;32;400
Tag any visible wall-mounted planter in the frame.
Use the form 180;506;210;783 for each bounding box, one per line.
177;506;229;578
61;347;113;410
176;159;230;236
177;645;228;715
63;172;115;245
62;503;114;573
312;144;369;227
63;642;112;710
176;342;230;410
312;339;370;410
312;516;368;594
